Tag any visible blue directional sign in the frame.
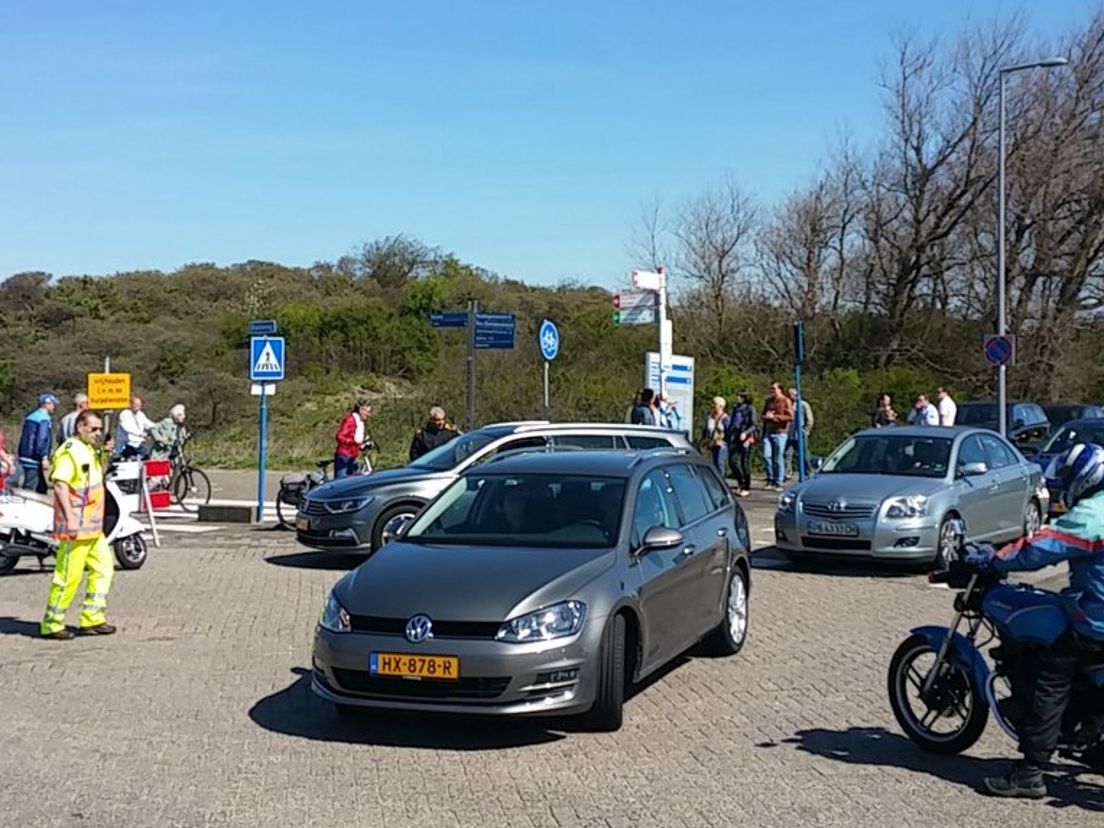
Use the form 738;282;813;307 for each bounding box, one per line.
539;319;559;361
430;312;469;329
475;312;516;350
250;336;286;381
249;319;278;336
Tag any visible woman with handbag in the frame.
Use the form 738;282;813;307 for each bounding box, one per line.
727;392;757;497
700;397;731;479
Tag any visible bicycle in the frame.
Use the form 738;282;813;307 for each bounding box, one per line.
276;440;377;530
165;435;212;513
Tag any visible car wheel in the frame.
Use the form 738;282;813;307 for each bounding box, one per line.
582;613;626;732
934;515;958;570
1023;499;1041;539
371;504;421;551
705;565;750;655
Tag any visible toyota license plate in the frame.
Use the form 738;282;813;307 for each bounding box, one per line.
370;652;459;681
806;521;859;537
295;517;309;531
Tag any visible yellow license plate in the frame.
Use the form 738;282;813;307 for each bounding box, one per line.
371;652;459;680
296;517;309;531
1053;502;1067;514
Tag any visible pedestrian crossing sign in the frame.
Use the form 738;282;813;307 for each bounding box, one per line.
250;336;285;381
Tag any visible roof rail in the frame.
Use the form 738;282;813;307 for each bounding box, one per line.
486;420;551;430
481;444;589;465
627;447;695;468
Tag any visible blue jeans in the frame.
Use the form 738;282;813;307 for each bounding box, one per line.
333;454;359;478
711;445;729;480
20;463;45;494
762;433;787;486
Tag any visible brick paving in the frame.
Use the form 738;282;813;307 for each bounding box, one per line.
0;493;1099;827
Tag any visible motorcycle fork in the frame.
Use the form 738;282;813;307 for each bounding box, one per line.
922;575;979;697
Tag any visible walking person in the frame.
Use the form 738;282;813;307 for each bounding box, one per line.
936;387;957;427
40;410;117;640
700;397;730;479
906;393;939;427
872;393;898;428
786;387;814;481
149;404;189;461
409;406;460;462
334;399;373;477
630;388;657;426
17;392;58;494
726;392;757;497
115;396;155;459
58;393;89;445
761;382;793;491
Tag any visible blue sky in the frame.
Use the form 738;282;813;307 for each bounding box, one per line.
0;1;1091;288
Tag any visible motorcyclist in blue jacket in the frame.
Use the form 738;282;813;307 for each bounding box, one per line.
975;443;1104;799
17;392;58;494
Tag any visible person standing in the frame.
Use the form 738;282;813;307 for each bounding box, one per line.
727;392;757;497
115;396;155;459
149;404;189;460
624;391;641;424
761;383;793;491
872;393;898;428
906;394;939;427
409;406;460;462
58;393;89;445
630;388;657;426
786;387;814;480
334;399;373;477
0;427;15;493
40;410;117;640
656;392;683;431
17;393;58;494
700;397;730;478
936;387;958;427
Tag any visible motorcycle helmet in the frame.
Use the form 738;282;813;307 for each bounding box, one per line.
1045;442;1104;510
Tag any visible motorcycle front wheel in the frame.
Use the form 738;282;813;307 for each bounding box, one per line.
113;534;148;570
888;633;989;755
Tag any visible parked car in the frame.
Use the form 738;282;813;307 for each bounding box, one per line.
774;426;1047;567
295;422;695;554
1043;404;1104;428
955;401;1051;452
1030;417;1104;517
310;449;751;730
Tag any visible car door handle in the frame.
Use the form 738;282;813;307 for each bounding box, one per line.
676;545;697;562
989;483;1001;493
716;527;729;538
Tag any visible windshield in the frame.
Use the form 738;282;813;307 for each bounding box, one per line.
821;434;953;478
407;430;502;471
957;404;999;425
1041;423;1104;455
404;473;627;548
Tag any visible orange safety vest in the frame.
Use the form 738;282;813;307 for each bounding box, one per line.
51;440;106;541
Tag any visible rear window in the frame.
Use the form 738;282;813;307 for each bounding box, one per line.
626;435;672;449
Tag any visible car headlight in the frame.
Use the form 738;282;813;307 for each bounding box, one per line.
495;601;586;643
319;593;351;633
777;491;796;514
885;495;928;519
324;496;373;514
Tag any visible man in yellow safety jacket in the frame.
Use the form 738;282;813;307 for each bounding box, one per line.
40;410;117;640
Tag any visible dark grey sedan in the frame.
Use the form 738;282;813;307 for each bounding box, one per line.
311;450;751;731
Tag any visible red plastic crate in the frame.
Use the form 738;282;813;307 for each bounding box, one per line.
144;459;172;477
142;490;172;511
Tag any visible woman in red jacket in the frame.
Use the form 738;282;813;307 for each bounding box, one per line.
334;399;373;478
0;427;15;492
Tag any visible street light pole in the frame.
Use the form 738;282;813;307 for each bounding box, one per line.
997;56;1068;438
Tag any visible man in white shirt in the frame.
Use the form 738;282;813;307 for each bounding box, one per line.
936;387;957;426
58;393;89;445
115;396;155;459
907;393;940;427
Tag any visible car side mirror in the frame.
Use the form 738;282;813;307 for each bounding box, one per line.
809;456;822;471
959;461;988;478
637;526;683;555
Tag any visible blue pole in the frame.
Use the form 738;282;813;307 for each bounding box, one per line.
795;363;806;483
257;386;268;522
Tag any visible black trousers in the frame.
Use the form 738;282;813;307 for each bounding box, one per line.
728;443;752;490
1019;632;1104;765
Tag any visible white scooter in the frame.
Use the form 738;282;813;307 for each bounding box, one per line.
0;460;149;574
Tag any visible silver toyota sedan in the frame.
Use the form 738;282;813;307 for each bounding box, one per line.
311;450;751;731
774;426;1048;567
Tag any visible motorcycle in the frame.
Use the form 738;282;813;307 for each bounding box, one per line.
0;460;149;574
888;519;1104;765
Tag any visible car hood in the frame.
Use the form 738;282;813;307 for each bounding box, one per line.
310;466;446;497
797;473;946;503
335;542;616;622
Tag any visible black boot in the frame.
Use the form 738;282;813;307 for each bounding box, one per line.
981;760;1047;799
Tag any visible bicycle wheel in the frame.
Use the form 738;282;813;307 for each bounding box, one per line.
174;467;212;513
276;486;300;530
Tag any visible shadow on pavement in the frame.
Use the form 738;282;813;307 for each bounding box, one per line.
249;668;568;749
751;548;919;579
263;552;368;571
0;616;43;637
770;725;1104;811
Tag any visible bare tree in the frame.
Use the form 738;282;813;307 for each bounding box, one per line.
626;194;670;272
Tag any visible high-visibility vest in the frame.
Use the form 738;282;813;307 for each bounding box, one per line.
50;439;106;541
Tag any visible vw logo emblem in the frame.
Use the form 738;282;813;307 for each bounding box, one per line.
405;614;433;643
828;501;843;513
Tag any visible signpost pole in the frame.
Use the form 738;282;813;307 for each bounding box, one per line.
466;299;477;431
256;382;268;523
657;267;670;398
102;356;112;438
543;361;550;420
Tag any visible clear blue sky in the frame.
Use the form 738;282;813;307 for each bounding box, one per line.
0;1;1091;288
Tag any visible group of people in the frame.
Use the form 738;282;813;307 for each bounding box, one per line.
872;387;958;428
0;393;188;495
626;388;683;431
699;383;814;494
329;400;461;478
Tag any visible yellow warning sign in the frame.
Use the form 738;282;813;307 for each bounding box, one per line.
87;373;132;410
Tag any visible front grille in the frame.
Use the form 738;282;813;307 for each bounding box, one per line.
802;502;877;519
331;668;510;700
801;537;873;551
348;615;502;639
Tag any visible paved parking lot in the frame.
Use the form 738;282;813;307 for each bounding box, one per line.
0;491;1099;827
